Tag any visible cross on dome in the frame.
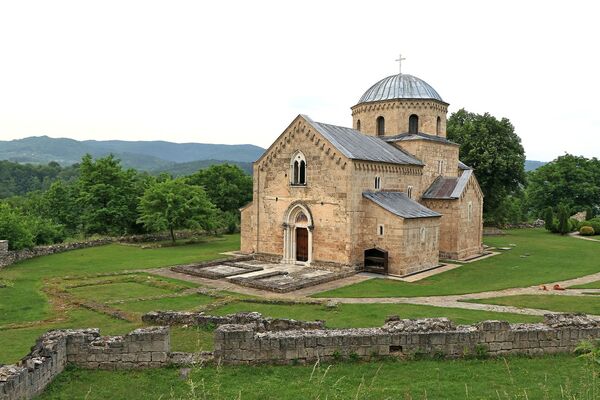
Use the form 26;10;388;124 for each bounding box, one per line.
395;53;406;75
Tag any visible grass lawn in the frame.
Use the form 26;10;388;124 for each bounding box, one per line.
570;281;600;289
69;282;175;302
39;355;598;400
115;293;216;314
316;229;600;298
0;234;239;326
212;301;542;328
464;294;600;316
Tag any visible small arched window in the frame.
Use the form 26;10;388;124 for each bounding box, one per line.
356;119;361;131
407;185;413;199
291;151;307;186
409;114;419;134
376;116;385;136
374;176;381;190
436;117;441;136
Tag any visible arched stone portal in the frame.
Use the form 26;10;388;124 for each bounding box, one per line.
282;203;313;265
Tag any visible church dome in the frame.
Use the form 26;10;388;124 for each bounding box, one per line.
358;74;443;104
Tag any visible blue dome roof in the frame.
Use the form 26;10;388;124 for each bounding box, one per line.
358;74;443;103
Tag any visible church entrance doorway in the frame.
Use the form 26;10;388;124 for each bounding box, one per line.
296;228;309;261
283;202;313;265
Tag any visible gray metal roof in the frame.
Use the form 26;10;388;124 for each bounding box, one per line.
358;74;444;104
383;132;458;146
458;160;471;170
363;191;441;219
422;169;473;200
303;116;423;166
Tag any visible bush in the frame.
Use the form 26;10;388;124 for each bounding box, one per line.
581;218;600;236
543;207;555;232
580;226;595;236
0;203;34;250
569;218;581;232
557;204;570;235
26;216;66;245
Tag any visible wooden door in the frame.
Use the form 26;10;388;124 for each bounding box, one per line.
296;228;308;262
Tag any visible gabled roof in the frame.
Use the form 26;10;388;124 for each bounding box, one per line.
383;132;459;146
422;169;473;200
363;191;441;219
303;115;424;166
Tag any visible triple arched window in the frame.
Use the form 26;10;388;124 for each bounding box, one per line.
291;151;307;186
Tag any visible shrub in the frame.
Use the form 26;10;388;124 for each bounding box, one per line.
557;204;570;235
580;226;595;236
569;218;581;232
581;218;600;236
0;203;35;250
543;207;555;232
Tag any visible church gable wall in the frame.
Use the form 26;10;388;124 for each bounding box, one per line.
241;118;354;265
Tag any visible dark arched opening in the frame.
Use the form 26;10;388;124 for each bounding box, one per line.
376;116;385;136
299;160;306;184
364;248;388;274
293;161;299;184
356;119;361;131
409;114;419;134
436;116;441;135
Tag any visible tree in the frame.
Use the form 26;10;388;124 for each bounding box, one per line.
76;154;147;235
556;204;570;235
527;154;600;216
186;164;252;214
543;207;555;232
137;178;219;242
0;203;34;250
447;109;526;225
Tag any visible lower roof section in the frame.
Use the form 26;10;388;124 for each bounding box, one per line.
363;191;441;219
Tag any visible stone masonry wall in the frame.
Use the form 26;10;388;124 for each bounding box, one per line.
142;311;325;332
214;314;600;365
0;327;170;400
0;241;8;256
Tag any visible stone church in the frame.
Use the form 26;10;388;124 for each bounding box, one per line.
240;71;484;276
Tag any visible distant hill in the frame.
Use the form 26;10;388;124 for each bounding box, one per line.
152;159;253;176
0;136;264;172
525;160;547;172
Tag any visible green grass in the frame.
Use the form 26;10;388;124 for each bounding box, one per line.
570;280;600;289
464;294;600;316
316;229;600;298
0;308;140;364
170;326;214;352
69;282;175;303
115;293;216;314
38;355;599;400
0;234;238;326
212;301;542;328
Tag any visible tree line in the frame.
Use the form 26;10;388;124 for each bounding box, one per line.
447;109;600;228
0;155;252;250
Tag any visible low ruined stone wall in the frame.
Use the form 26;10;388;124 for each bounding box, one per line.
142;311;325;332
0;240;112;270
0;327;170;400
0;241;8;256
214;314;600;365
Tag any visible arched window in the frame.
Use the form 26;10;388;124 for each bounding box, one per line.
374;176;381;190
376;116;385;136
409;114;419;134
356;119;361;131
436;117;441;136
290;151;307;186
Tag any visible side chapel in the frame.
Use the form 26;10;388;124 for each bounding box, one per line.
240;67;484;276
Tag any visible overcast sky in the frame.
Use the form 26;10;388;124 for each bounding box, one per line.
1;0;598;161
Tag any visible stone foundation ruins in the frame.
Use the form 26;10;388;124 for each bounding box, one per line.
213;313;600;364
2;313;599;399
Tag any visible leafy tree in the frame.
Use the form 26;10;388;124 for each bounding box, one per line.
76;154;147;235
138;178;219;242
0;203;34;250
556;204;570;235
186;164;252;214
0;160;78;198
527;154;600;215
447;109;526;225
543;207;555;232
